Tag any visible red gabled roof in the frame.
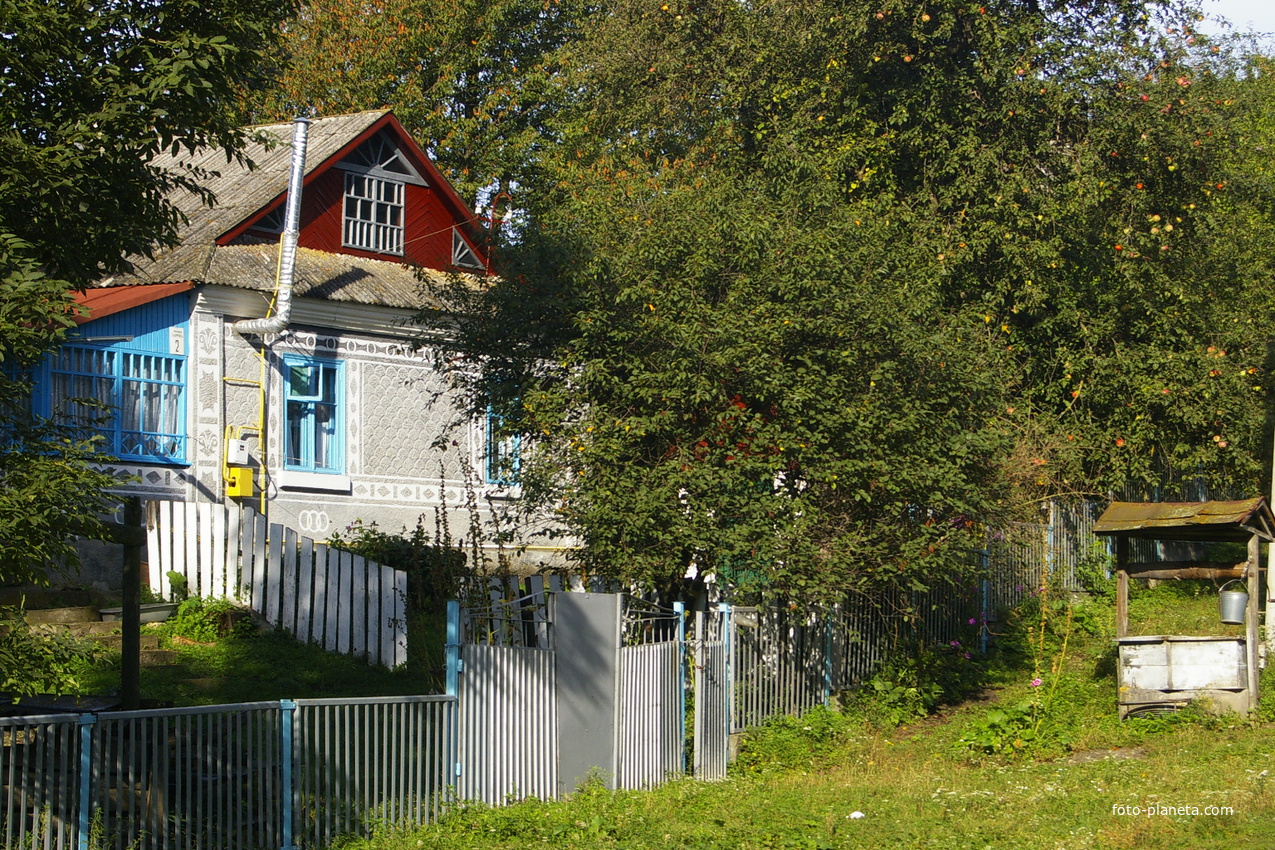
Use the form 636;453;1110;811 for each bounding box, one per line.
73;282;193;324
217;112;488;255
100;110;489;300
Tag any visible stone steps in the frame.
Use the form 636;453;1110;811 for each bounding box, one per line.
90;633;161;652
21;605;178;667
30;620;117;638
24;606;101;625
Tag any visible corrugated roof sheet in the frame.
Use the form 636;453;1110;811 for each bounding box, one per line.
113;111;388;286
203;243;449;310
1092;498;1275;542
73;282;193;324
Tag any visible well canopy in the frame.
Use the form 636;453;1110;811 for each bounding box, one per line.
1092;497;1275;543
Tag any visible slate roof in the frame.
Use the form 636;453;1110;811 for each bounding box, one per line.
204;241;448;310
101;110;464;310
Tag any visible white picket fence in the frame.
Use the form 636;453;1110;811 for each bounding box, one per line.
145;501;408;668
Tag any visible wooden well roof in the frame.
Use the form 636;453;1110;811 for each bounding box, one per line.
1092;497;1275;543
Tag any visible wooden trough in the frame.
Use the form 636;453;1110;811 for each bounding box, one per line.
1093;497;1275;718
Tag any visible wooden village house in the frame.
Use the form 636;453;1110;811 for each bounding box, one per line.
26;111;555;590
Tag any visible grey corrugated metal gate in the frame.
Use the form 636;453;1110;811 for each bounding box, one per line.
617;601;687;789
456;643;557;804
692;606;731;780
449;592;729;803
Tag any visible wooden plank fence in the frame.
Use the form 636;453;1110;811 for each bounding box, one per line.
145;501;407;668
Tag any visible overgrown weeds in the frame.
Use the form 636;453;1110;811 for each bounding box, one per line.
0;607;100;696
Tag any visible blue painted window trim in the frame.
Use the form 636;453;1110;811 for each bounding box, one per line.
32;341;188;465
484;407;521;486
283;354;345;474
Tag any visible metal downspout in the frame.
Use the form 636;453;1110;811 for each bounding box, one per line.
231;117;309;514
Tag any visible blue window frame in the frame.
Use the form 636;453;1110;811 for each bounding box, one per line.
485;408;521;486
34;343;187;464
283;355;344;473
26;294;190;465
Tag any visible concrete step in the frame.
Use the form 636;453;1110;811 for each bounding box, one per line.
23;606;101;625
30;621;118;638
92;634;160;652
140;650;179;666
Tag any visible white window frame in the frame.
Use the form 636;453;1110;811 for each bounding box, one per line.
343;172;404;255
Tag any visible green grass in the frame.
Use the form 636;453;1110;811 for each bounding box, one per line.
336;585;1275;849
75;606;446;706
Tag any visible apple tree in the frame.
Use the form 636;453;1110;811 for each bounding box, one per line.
425;0;1274;600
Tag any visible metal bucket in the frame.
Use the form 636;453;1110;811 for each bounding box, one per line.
1219;581;1249;625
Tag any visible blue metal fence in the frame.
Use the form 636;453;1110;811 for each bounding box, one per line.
1;695;455;850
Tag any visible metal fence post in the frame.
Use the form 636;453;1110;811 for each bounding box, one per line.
673;601;686;775
980;547;991;655
77;713;95;850
718;602;732;737
1046;500;1057;585
823;609;833;706
280;699;297;850
445;599;461;788
446;600;460;697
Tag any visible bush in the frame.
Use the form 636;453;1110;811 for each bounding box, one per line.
0;608;99;696
327;517;468;613
843;642;988;729
732;705;859;774
1073;540;1115;599
162;598;253;643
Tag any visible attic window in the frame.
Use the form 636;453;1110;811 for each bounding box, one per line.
344;173;404;255
340;131;427;186
254;205;285;234
453;228;484;270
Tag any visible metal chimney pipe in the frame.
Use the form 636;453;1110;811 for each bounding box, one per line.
235;117;310;337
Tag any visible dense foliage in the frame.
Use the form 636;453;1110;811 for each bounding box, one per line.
419;0;1275;598
0;611;99;696
239;0;585;204
0;0;294;584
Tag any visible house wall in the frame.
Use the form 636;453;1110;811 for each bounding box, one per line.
70;286;564;594
61;293;195;503
201;286;562;571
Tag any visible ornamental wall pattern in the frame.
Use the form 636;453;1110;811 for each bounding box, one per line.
106;293;564;571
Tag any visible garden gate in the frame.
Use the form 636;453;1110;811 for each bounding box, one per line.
448;588;733;804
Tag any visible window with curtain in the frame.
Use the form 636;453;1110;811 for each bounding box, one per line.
45;344;186;463
284;355;344;473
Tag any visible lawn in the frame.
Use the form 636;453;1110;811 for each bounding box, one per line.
72;600;446;705
338;583;1275;849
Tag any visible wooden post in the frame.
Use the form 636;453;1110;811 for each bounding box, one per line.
121;496;143;711
1267;537;1275;657
1248;534;1261;710
1116;537;1129;639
